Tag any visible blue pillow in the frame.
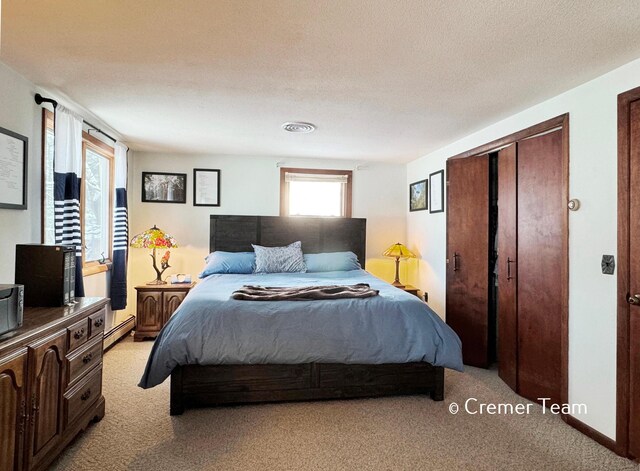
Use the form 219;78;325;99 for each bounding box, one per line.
252;241;307;274
199;251;255;278
304;251;361;272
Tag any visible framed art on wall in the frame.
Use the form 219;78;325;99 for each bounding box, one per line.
142;172;187;203
0;126;28;210
193;168;221;207
409;179;428;212
429;169;444;213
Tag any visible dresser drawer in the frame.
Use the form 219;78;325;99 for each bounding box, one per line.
64;364;102;427
67;317;89;351
88;307;106;339
66;335;103;388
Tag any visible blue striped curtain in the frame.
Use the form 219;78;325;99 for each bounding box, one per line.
110;142;128;310
54;106;85;298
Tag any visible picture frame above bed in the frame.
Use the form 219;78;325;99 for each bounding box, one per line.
142;171;187;204
193;168;221;207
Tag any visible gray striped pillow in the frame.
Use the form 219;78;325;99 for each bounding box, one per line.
252;241;307;274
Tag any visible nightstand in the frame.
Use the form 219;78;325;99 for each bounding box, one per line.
134;283;195;341
398;284;428;302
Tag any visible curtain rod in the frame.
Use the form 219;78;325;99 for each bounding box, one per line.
34;93;117;143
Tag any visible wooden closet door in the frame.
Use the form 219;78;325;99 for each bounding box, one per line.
627;98;640;459
446;155;490;367
516;129;564;406
497;144;518;390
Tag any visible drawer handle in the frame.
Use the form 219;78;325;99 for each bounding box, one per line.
82;353;93;364
94;318;104;328
73;328;86;340
81;389;92;401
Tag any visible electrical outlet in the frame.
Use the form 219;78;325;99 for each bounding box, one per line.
601;255;615;275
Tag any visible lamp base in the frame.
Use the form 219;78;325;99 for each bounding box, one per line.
391;257;405;288
146;279;168;285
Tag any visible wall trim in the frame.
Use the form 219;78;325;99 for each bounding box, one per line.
565;415;620;455
447;114;567;161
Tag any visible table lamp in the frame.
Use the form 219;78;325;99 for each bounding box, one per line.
383;242;416;288
130;225;178;285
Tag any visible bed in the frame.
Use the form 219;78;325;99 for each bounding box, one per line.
139;215;463;415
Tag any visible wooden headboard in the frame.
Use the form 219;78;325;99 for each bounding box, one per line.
209;215;367;267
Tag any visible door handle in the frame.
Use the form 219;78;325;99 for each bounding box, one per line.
507;257;516;281
628;294;640;305
453;252;460;272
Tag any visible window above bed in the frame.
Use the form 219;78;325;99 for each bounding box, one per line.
279;167;352;218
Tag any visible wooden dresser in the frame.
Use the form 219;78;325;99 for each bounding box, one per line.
134;283;194;341
0;297;107;471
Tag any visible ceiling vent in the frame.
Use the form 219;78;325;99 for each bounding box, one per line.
282;122;316;133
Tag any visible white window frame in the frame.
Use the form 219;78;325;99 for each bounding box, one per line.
279;167;353;218
81;132;114;276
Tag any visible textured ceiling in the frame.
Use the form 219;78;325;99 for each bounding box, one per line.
2;1;640;162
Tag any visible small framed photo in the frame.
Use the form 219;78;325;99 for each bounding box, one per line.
409;179;428;212
429;170;445;213
0;126;28;210
193;168;221;207
142;172;187;203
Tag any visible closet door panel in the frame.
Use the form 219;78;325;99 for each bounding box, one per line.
446;155;490;367
628;98;640;458
497;144;518;390
516;129;563;406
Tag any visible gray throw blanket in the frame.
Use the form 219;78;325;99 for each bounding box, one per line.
232;283;379;301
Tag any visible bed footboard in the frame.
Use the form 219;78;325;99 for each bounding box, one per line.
170;362;444;415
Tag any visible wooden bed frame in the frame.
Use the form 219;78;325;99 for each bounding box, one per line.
169;215;445;415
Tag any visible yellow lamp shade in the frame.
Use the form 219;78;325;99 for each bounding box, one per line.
383;242;416;259
383;242;415;288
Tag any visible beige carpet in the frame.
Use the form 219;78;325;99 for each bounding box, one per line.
51;337;639;471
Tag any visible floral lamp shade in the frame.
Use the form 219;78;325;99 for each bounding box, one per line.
130;225;178;249
130;225;179;285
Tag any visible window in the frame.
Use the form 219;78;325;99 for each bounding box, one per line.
280;168;352;217
40;115;115;275
81;133;114;275
41;109;55;244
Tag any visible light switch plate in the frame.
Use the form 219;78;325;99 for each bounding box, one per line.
601;255;615;275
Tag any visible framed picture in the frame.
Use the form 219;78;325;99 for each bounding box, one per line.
409;179;428;212
429;170;445;213
0;126;28;210
142;172;187;203
193;168;221;207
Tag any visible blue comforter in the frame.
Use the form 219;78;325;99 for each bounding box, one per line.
139;270;463;388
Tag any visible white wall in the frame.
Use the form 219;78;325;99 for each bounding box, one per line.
407;57;640;439
0;60;121;322
0;62;43;282
125;152;407;317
